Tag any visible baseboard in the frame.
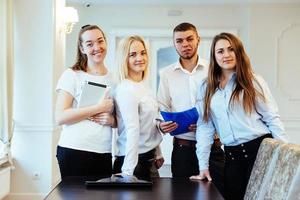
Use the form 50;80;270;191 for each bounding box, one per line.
8;193;46;200
0;166;10;200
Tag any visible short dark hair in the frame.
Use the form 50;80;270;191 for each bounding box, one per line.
173;22;198;35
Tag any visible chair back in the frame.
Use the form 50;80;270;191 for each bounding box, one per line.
244;138;283;200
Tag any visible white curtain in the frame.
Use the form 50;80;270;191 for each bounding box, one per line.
0;0;14;167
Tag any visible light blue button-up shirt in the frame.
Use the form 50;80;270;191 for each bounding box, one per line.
195;73;288;170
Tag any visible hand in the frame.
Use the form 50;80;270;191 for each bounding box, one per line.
113;173;123;177
155;157;165;169
190;169;212;181
188;124;197;133
159;121;178;134
97;98;113;113
93;89;113;113
89;112;115;126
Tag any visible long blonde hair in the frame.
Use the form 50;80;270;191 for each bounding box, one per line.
203;32;265;122
116;35;149;82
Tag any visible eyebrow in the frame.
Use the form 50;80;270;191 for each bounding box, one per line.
215;45;232;51
129;49;146;53
175;34;194;40
84;37;104;44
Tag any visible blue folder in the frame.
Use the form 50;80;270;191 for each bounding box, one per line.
160;107;199;136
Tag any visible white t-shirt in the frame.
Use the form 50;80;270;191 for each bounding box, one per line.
114;79;163;175
56;68;114;153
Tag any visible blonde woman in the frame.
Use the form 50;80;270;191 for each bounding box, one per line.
113;36;163;181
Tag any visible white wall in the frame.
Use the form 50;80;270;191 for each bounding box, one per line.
65;4;250;68
247;4;300;144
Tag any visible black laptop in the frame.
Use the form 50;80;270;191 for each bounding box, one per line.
85;175;153;187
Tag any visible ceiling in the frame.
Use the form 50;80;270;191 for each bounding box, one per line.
67;0;300;6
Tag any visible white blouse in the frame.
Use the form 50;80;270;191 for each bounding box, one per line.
114;79;162;176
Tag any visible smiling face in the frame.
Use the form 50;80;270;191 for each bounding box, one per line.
173;30;199;60
127;40;148;79
80;29;107;65
214;39;236;73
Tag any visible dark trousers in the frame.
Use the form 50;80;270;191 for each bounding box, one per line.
56;146;112;180
224;134;272;200
171;138;225;197
113;149;155;181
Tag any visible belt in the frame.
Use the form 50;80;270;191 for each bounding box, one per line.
173;138;222;148
173;138;196;147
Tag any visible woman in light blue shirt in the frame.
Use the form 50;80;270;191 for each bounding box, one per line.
190;32;288;200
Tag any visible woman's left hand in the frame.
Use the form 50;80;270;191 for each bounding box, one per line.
155;157;165;169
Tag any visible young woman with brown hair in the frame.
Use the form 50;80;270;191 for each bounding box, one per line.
55;25;115;180
191;32;288;199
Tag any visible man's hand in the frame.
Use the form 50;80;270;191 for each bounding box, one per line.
159;121;178;134
188;123;197;132
190;169;212;181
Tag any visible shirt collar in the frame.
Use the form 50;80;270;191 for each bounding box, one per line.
173;56;205;73
228;72;237;81
217;72;236;82
217;72;237;90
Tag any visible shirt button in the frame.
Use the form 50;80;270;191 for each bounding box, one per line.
242;149;246;152
229;152;232;155
244;155;248;158
241;144;244;147
232;157;235;160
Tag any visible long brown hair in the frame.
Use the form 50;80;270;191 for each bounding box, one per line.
71;25;106;72
203;32;265;122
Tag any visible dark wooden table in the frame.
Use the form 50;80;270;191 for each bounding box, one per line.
45;177;224;200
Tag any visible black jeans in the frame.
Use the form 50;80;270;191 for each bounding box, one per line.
224;134;272;200
56;146;112;180
171;140;225;197
113;149;155;181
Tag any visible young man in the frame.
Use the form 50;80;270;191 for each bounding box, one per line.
157;22;225;196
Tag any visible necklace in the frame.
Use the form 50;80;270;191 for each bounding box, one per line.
87;67;107;76
87;68;100;75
